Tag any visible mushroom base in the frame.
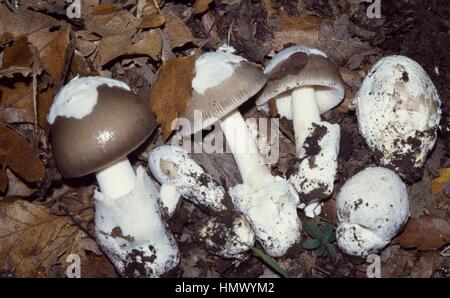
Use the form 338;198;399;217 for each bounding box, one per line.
94;166;180;277
229;176;301;257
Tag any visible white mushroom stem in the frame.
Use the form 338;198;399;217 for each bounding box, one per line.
292;87;321;157
220;110;273;188
96;158;136;199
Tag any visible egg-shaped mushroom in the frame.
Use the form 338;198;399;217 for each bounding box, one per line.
356;56;441;182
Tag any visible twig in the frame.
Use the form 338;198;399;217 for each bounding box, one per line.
227;18;235;45
152;0;161;14
30;45;40;154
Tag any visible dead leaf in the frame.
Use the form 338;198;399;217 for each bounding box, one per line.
409;170;434;218
164;12;194;48
39;26;74;90
0;168;7;193
0;124;45;184
0;26;74;129
432;168;450;195
150;55;195;139
137;14;166;29
272;15;325;52
85;10;140;37
0;199;88;277
394;217;450;251
94;30;161;66
2;37;33;70
0;5;59;38
5;169;35;197
92;3;121;15
194;0;214;14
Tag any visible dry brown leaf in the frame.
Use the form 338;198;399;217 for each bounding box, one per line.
0;168;7;193
0;199;88;277
39;26;74;91
94;30;161;66
2;37;33;69
0;67;33;79
164;11;194;48
394;217;450;251
0;26;74;129
137;14;166;29
0;36;33;79
0;79;35;124
5;169;35;197
194;0;214;14
85;10;140;37
0;124;45;184
150;55;195;139
432;168;450;195
272;15;325;52
0;5;59;38
92;3;120;15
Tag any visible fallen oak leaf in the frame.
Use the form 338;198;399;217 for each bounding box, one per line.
94;29;162;67
163;11;194;49
150;55;195;139
193;0;214;14
85;10;140;37
0;198;89;277
432;168;450;195
2;36;33;69
91;3;121;15
0;124;45;184
272;15;325;52
137;14;166;29
393;217;450;251
0;5;59;38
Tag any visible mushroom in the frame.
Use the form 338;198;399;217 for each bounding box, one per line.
178;46;301;257
48;76;179;277
356;55;441;182
256;46;345;157
336;167;410;257
256;46;344;214
148;145;231;213
194;213;256;259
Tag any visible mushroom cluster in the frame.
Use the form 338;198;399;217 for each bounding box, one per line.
48;77;179;277
48;46;442;273
178;46;302;257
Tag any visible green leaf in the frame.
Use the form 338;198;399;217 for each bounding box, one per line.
316;244;325;257
248;246;289;278
325;243;337;262
323;223;336;243
303;239;321;250
304;221;323;240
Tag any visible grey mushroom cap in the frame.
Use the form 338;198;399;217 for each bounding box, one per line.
51;85;156;178
256;46;345;114
179;60;267;136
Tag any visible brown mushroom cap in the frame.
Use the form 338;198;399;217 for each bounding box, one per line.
256;49;345;114
179;61;267;136
51;85;156;178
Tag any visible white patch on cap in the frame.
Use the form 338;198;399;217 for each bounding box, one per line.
47;76;130;124
264;46;327;74
192;47;246;94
